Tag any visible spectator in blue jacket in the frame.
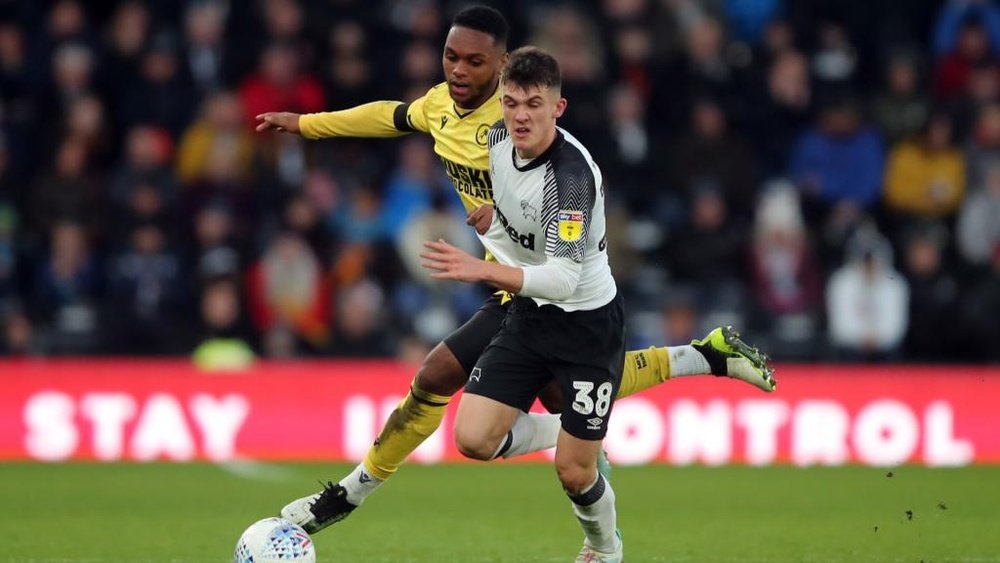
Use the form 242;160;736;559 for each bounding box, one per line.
788;98;885;210
932;0;1000;58
932;0;1000;100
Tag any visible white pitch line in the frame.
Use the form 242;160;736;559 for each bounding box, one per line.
213;457;300;482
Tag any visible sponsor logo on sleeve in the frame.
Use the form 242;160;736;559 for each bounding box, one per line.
557;210;584;242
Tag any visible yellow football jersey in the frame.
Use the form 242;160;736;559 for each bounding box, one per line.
299;82;501;214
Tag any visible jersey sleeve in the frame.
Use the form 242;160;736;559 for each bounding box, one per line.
393;90;430;133
544;156;596;264
298;86;435;139
519;257;582;300
299;101;409;139
486;119;508;148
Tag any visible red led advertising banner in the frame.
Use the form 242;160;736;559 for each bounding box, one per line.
0;360;996;465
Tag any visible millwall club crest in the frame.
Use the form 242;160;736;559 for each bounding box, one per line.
557;210;584;242
476;123;490;146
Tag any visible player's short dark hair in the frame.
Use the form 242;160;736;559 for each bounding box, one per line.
503;46;561;92
452;5;508;49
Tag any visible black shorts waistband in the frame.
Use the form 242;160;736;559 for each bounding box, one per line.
508;293;620;317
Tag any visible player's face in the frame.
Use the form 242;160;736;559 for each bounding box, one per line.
443;26;506;109
502;83;567;159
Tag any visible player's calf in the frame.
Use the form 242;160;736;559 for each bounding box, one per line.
555;435;606;494
413;341;474;396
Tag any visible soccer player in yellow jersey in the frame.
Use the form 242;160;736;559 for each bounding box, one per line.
256;6;775;534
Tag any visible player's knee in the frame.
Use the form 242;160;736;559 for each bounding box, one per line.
555;461;595;495
452;425;496;461
455;440;494;461
414;344;468;396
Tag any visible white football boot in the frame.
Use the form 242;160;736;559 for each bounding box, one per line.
280;482;357;533
574;529;623;563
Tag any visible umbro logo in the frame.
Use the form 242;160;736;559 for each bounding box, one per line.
586;417;604;430
359;471;373;484
470;367;482;382
440;115;449;129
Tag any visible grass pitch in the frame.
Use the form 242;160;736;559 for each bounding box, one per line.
2;462;999;562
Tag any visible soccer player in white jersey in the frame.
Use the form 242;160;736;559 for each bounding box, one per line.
264;6;775;537
421;46;627;563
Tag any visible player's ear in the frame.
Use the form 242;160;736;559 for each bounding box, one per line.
496;51;510;74
553;97;567;119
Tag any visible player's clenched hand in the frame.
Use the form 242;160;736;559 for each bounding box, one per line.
420;239;484;283
255;112;301;134
466;204;493;235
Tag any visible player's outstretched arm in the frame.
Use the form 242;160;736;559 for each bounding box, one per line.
256;83;439;139
256;97;432;140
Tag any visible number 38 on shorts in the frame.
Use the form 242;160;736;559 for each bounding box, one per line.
571;381;614;417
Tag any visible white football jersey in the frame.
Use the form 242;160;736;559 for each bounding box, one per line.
480;122;617;312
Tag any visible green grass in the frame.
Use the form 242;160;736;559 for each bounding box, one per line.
2;462;999;562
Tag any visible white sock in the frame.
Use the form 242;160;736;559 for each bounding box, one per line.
668;344;711;377
492;412;562;459
338;463;383;505
569;475;619;554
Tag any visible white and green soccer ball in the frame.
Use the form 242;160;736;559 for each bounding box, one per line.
234;517;316;563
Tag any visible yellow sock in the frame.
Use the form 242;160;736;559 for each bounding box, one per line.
362;380;450;481
617;347;671;398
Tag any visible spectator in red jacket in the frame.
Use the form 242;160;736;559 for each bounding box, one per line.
246;232;329;355
239;42;324;128
934;15;1000;101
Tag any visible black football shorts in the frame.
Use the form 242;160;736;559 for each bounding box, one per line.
465;292;626;441
442;292;508;376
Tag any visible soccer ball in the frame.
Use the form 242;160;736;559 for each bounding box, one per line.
233;517;316;563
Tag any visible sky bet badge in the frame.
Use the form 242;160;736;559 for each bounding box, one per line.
557;210;584;242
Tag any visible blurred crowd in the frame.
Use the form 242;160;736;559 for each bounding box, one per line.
0;0;998;363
